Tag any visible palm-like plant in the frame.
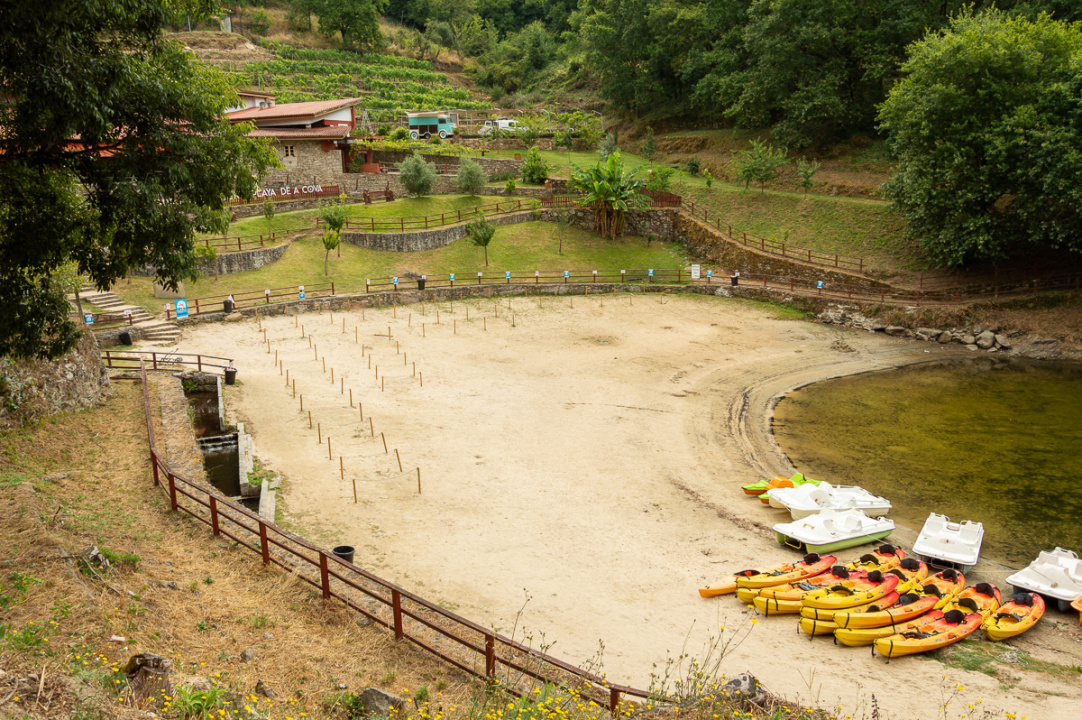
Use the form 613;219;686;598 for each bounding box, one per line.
569;152;649;239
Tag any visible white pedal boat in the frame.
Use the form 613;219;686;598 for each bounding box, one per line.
773;508;895;554
1006;548;1082;610
766;481;892;520
912;513;984;574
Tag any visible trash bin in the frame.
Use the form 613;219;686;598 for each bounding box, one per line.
223;299;234;313
118;331;133;346
224;365;237;385
417;276;426;291
731;274;740;287
332;545;355;564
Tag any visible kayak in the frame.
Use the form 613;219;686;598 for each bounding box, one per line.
740;545;906;605
699;553;837;598
874;609;983;658
1072;596;1082;625
742;471;815;496
833;569;964;635
888;557;930;595
801;570;901;612
753;566;866;615
798;591;901;637
946;582;1002;620
983;592;1045;641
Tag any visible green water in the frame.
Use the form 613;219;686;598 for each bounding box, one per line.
772;357;1082;567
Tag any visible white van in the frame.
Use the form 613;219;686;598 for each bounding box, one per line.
478;119;521;136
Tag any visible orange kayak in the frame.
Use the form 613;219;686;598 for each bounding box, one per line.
801;570;901;612
699;553;837;598
834;568;964;636
946;582;1001;620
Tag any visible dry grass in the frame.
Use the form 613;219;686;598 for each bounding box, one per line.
0;382;476;719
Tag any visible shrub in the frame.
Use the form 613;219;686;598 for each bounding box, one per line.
733;140;788;193
640;128;656;161
389;127;410;141
456;159;487;196
520;147;549;184
687;158;701;176
645;166;675;192
504;178;516;194
376;124;391;136
400;152;438;196
597;131;618;159
246;9;271;36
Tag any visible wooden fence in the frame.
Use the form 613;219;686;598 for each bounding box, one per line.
102;351;234;374
136;361;651;712
165;283;336;319
318;198;539;233
200;232;284;253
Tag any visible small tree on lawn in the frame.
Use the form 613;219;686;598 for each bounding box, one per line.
467;213;496;266
456;158;487;196
318;199;349;257
555;206;572;255
52;261;85;321
734;140;788;193
520;147;550;185
639;127;656;162
262;198;276;231
796;158;820;196
322;230;340;276
400;151;438;197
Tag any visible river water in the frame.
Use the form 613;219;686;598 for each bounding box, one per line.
771;357;1082;566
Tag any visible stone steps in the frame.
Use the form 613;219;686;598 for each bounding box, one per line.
70;286;181;343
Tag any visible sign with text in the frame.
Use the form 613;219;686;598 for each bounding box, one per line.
691;264;701;280
174;300;189;319
234;184;339;202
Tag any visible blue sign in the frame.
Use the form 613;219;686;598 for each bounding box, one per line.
449;273;455;281
707;270;713;278
817;281;824;289
393;277;399;285
505;271;511;279
563;271;569;278
84;313;94;325
648;269;654;277
174;299;189;319
298;285;305;300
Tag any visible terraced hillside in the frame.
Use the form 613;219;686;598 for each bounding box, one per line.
183;32;490;122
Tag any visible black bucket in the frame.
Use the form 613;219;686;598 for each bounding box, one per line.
223;299;234;313
417;277;426;290
332;545;355;564
731;275;739;287
224;367;237;386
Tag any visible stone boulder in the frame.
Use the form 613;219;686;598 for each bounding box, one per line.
721;673;769;709
995;333;1011;349
976;330;996;349
355;688;407;718
937;331;952;343
884;326;908;337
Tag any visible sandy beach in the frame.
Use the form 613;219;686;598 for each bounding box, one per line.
172;292;1082;720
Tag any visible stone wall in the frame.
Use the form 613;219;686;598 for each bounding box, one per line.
155;375;209;486
342;211;538;252
203;242;290;276
0;332;111;428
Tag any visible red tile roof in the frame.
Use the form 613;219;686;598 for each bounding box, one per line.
227;98;362;123
247;126;351;140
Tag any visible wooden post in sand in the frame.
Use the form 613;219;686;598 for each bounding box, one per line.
395;448;402;472
308;410;312;428
369;417;374;438
381;432;388;454
349;388;353;406
417;468;421;495
300;395;303;410
352;475;357;504
328;437;332;460
317;423;322;444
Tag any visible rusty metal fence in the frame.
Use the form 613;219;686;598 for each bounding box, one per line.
137;361;651;711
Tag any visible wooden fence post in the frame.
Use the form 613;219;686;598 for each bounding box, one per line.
259;521;270;565
485;633;496;678
150;452;160;486
210;496;220;536
392;589;404;639
319;553;331;599
167;472;177;510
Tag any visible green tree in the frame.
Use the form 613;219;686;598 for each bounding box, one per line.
456;159;487;196
569;152;649;239
399;152;438;196
520;147;550;184
796;158;820;196
317;199;349;258
466;214;496;266
733;140;787;193
312;0;387;51
321;230;340;276
879;9;1082;268
262;199;276;232
0;0;276;360
639;127;657;162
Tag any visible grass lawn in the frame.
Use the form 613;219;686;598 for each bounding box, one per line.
113;221;689;314
223;194;526;237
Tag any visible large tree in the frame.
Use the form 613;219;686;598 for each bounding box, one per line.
0;0;277;359
312;0;388;51
879;9;1082;267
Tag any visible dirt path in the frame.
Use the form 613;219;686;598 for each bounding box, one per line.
172;294;1082;720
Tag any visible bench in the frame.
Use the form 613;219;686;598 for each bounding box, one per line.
363;185;395;204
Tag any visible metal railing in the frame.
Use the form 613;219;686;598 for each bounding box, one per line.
165;283;336;319
103;351;234;374
136;361;651;712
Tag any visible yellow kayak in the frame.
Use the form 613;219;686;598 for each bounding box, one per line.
982;592;1045;641
740;545;906;606
752;566;865;615
700;552;837;598
874;609;982;658
798;589;900;636
801;571;901;613
947;582;1002;620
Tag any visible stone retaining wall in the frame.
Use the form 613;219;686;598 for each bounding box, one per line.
156;375;209;486
0;332;111;428
341;210;539;252
204;242;290;276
